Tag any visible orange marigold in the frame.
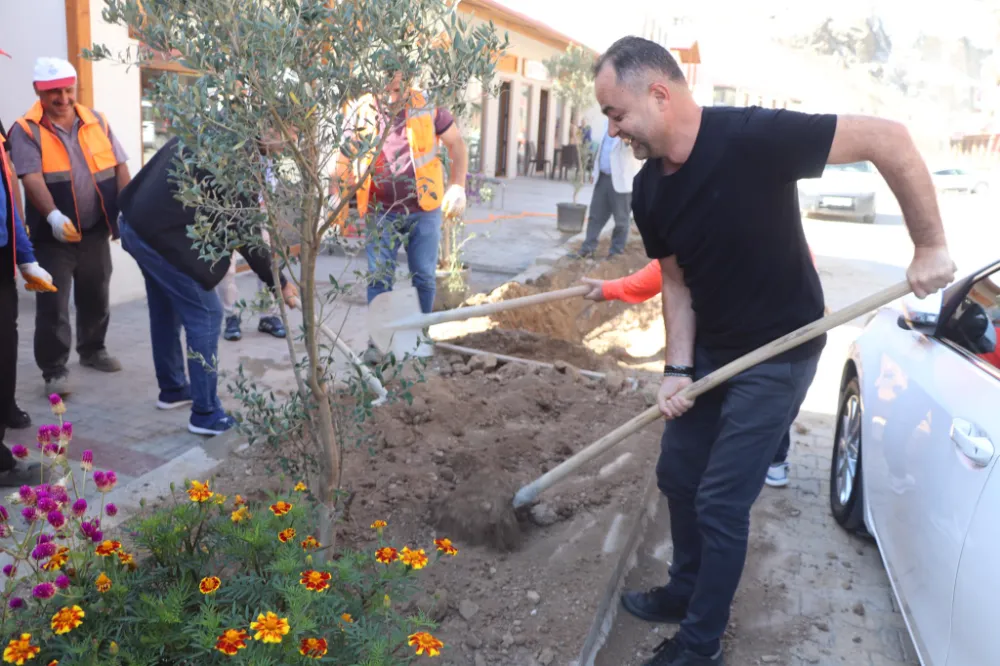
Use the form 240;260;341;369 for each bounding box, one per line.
278;527;296;543
187;480;214;503
250;612;290;643
370;519;387;530
215;628;249;656
231;506;250;523
434;538;459;556
269;500;292;516
298;637;328;659
375;547;399;564
50;605;85;635
300;570;332;592
233;494;247;507
199;576;221;595
117;551;135;568
47;661;58;666
408;631;444;657
42;546;70;571
2;633;40;665
341;613;353;623
300;536;320;551
400;546;429;570
95;572;112;593
95;540;122;556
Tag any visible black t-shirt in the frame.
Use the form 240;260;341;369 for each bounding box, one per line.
632;105;837;363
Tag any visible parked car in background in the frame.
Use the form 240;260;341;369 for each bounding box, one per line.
829;259;1000;666
799;161;879;224
931;167;991;195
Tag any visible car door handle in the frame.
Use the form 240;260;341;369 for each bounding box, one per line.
951;418;996;467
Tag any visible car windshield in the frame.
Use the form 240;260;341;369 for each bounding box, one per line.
825;162;870;174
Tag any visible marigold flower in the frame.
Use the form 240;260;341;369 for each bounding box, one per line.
104;503;118;517
215;628;249;656
400;546;429;570
298;637;328;659
269;500;292;516
299;570;332;592
233;494;246;507
95;572;111;593
54;575;70;590
199;576;221;595
230;506;250;523
212;494;227;505
3;633;40;665
278;527;296;543
375;546;399;564
71;498;87;517
95;540;122;556
300;535;320;551
32;583;55;600
341;613;353;623
187;480;213;503
434;538;459;556
50;605;85;635
408;631;444;657
371;519;387;530
250;611;290;643
42;547;69;571
117;551;135;568
80;450;93;472
47;661;57;666
10;446;27;460
294;481;307;492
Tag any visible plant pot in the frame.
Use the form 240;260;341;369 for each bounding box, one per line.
434;265;471;311
556;202;587;233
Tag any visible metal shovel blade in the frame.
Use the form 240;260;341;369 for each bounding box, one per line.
366;287;434;359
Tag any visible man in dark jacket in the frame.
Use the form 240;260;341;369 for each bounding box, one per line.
117;136;297;436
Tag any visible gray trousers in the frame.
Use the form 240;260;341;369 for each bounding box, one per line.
580;172;631;255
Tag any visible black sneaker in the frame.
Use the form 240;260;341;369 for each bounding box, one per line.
0;461;47;488
642;637;724;666
6;404;31;430
223;315;242;341
621;586;689;624
257;315;286;338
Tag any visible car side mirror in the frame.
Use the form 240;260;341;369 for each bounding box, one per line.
897;291;942;334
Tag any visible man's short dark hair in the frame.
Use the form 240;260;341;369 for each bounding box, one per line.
594;36;686;89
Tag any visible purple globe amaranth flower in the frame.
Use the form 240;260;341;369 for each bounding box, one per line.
93;471;107;488
47;394;62;407
42;443;59;458
21;507;38;523
50;486;69;506
47;510;66;530
81;450;93;472
72;499;88;518
10;445;28;460
0;505;8;522
54;575;71;590
8;597;23;610
104;503;118;517
31;542;57;561
32;582;55;600
36;534;53;545
91;530;103;543
94;470;117;493
37;497;57;513
18;486;36;506
60;422;72;440
0;525;12;538
80;520;96;538
2;564;15;577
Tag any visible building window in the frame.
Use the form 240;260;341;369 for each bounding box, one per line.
712;86;737;106
140;65;199;165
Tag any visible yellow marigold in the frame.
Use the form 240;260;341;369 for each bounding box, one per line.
50;605;85;635
199;576;221;595
370;519;387;530
400;546;429;570
408;631;444;657
233;494;247;507
47;661;57;666
95;572;111;593
278;527;296;543
300;570;332;592
187;480;214;503
341;613;353;623
250;612;290;643
95;540;122;557
42;546;70;571
213;493;228;505
231;506;250;523
294;481;307;492
2;633;40;665
269;500;292;517
300;535;320;551
434;538;459;556
298;637;328;659
215;628;249;656
375;547;399;564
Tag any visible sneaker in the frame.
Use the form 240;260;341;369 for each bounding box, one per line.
641;637;724;666
362;342;384;366
257;315;286;339
188;412;237;436
6;404;31;430
157;386;194;411
621;586;689;624
0;461;47;488
80;351;122;373
765;462;789;488
223;315;242;341
44;373;71;398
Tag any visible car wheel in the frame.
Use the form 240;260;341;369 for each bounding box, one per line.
830;376;867;532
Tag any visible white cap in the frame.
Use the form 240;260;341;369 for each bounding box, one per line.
33;57;77;91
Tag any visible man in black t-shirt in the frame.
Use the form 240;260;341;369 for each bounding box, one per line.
592;37;956;666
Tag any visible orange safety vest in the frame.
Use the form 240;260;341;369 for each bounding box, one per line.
335;89;444;226
15;102;120;241
1;137;18;275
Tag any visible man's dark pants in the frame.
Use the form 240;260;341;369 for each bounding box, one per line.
32;228;113;380
0;249;21;471
657;345;821;655
579;172;631;256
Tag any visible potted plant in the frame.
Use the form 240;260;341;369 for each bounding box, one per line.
546;44;597;233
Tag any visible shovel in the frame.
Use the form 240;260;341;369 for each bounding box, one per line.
367;284;591;358
511;279;914;509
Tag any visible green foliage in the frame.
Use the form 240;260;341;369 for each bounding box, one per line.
546;44;597;203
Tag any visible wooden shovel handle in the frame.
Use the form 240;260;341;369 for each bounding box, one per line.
512;279;913;508
395;285;592;329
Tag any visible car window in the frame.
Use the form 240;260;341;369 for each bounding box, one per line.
940;271;1000;370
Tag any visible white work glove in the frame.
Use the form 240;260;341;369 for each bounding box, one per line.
47;210;81;243
441;184;467;218
18;262;57;293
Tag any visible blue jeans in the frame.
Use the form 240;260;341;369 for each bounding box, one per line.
120;218;224;417
366;209;442;314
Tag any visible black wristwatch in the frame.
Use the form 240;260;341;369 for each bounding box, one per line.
664;364;694;378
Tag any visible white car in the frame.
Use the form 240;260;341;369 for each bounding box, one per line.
829;259;1000;666
799;161;880;224
931;168;991;195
